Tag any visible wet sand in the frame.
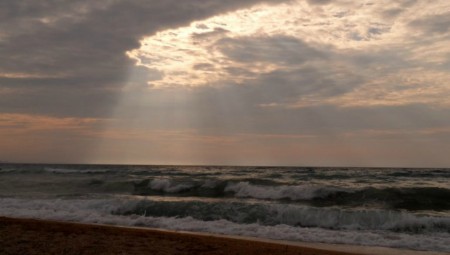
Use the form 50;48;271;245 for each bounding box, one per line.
0;217;444;255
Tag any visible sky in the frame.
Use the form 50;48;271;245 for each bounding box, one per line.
0;0;449;167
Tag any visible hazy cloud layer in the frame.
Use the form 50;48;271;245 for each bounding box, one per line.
1;0;449;166
0;0;286;117
128;0;450;111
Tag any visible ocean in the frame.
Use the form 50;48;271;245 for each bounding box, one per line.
0;164;449;252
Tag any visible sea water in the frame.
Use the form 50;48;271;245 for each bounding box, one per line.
0;164;449;252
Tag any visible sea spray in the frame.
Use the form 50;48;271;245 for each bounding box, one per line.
0;163;449;252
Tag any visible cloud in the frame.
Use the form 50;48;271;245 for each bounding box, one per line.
0;113;107;163
381;8;404;19
192;27;230;41
0;0;287;117
2;0;450;166
306;0;332;5
217;36;325;65
409;13;450;35
119;0;449;137
0;113;103;134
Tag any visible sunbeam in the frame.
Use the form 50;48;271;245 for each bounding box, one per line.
2;1;450;253
90;0;450;166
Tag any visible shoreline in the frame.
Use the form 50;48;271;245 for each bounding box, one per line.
0;217;446;255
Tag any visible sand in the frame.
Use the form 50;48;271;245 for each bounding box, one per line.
0;217;445;255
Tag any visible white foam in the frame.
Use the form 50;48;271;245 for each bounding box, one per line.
224;182;342;200
0;198;449;252
0;168;16;173
274;205;450;233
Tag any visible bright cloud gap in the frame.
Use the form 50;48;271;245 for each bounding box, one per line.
126;0;450;108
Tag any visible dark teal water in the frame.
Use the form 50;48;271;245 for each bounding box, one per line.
0;164;449;252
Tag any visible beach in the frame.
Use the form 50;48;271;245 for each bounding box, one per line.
3;0;450;252
1;217;447;255
0;165;449;253
0;217;348;255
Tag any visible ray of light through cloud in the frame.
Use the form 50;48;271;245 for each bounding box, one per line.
1;0;449;166
126;0;450;108
90;0;450;166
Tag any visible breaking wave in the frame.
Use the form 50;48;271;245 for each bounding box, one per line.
0;197;449;252
133;179;450;211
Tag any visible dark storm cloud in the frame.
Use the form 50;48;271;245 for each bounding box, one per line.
306;0;332;5
0;0;286;117
213;35;367;104
381;8;404;19
409;13;450;35
224;66;363;112
0;87;117;117
380;0;418;19
113;27;449;138
217;36;325;65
